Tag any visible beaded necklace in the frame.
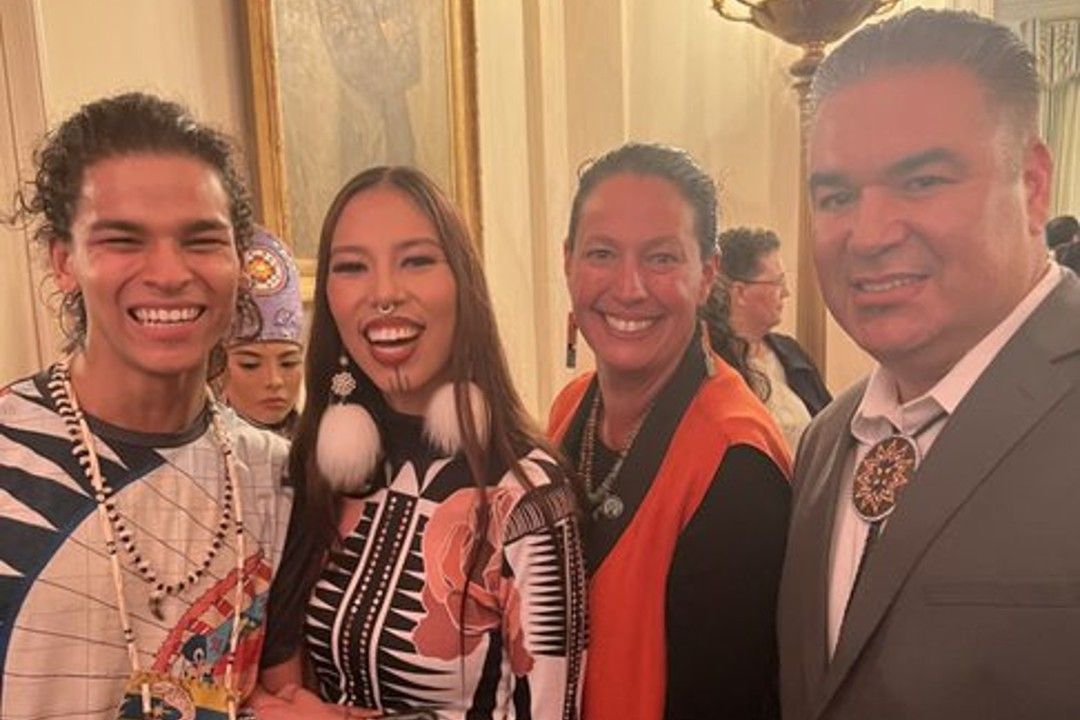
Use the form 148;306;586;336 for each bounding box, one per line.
48;358;248;720
578;392;650;520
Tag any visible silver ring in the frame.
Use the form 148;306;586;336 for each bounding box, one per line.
376;302;395;316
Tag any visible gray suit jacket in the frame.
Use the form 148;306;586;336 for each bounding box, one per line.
779;273;1080;720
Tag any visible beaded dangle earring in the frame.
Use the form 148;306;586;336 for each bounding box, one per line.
699;320;717;377
566;312;578;369
315;354;381;494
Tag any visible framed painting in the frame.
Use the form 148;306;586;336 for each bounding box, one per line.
242;0;482;289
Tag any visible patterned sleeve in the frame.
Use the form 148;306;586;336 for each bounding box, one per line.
498;449;588;720
261;435;293;570
233;421;293;570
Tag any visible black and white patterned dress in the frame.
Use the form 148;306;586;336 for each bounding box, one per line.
264;410;587;719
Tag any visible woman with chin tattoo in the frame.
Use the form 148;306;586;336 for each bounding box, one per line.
549;142;791;720
253;166;586;720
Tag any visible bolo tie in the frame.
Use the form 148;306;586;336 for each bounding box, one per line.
844;408;947;616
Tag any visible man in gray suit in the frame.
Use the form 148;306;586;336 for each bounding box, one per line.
778;9;1079;719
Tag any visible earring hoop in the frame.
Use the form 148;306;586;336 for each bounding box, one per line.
376;301;395;316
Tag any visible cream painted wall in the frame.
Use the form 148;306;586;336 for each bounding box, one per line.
475;1;545;416
34;0;249;135
0;1;54;386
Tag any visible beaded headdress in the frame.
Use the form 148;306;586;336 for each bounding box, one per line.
233;226;302;345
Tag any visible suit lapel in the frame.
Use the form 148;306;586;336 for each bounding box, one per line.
817;277;1080;716
798;407;856;714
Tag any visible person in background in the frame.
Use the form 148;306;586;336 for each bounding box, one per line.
1046;214;1080;273
549;142;791;720
254;166;586;719
717;226;831;449
0;92;289;720
779;9;1080;718
219;227;305;438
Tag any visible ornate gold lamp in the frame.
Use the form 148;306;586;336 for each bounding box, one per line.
711;0;898;369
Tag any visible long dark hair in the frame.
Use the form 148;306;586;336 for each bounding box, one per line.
289;165;554;601
566;142;756;387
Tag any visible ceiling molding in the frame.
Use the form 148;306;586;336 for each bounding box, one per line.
996;0;1080;23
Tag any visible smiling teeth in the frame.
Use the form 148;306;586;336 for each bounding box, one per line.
133;307;201;324
367;326;420;343
605;316;655;333
858;277;921;293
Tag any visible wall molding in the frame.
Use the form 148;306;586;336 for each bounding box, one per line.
997;0;1080;23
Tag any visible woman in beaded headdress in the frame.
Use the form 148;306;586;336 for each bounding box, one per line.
254;166;586;719
219;227;305;439
549;142;792;720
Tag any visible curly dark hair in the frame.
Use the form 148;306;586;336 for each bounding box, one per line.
718;227;781;282
8;91;258;364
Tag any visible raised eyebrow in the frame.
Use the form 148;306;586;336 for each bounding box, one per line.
885;148;962;180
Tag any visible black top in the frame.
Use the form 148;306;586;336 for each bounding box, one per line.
665;444;790;720
764;333;832;416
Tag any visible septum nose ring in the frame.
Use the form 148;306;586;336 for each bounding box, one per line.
376;301;396;316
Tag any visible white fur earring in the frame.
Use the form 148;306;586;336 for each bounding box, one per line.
316;354;381;494
424;382;489;456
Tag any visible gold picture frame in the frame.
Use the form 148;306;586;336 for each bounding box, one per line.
242;0;482;295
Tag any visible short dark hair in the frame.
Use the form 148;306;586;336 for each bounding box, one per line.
811;9;1040;136
566;142;719;260
718;227;781;281
1047;215;1079;250
10;92;256;353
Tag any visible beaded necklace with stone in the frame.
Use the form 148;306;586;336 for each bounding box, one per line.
48;357;248;720
578;391;651;521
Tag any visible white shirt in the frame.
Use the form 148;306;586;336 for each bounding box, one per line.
826;263;1062;656
753;343;813;453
